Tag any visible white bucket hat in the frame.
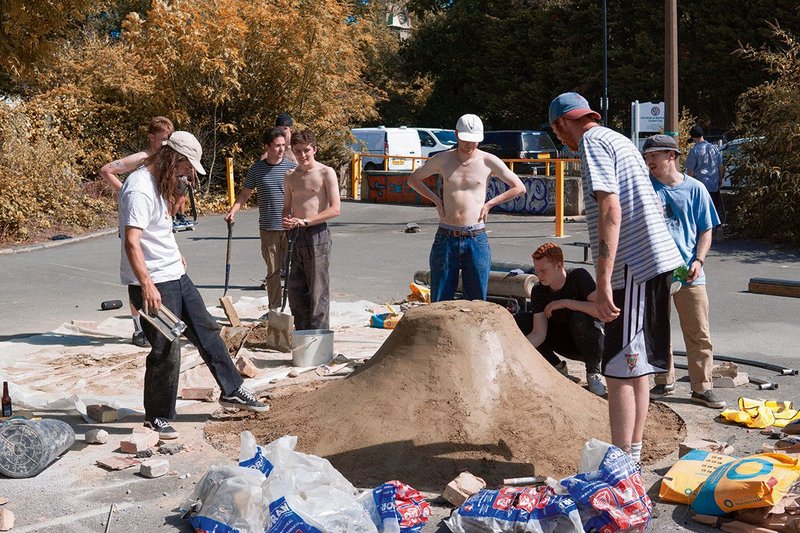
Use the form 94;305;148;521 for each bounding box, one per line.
164;131;206;175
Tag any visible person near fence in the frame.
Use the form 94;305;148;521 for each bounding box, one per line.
100;116;174;348
226;128;297;309
644;134;725;409
119;131;270;439
407;113;525;302
514;243;607;396
281;130;341;330
548;92;683;468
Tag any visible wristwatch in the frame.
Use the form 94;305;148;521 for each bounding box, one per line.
302;218;310;227
696;258;704;267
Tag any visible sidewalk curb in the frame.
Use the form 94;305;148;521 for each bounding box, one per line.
0;228;117;255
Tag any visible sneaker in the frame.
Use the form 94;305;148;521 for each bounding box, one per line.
649;383;675;399
132;331;150;348
144;417;179;440
219;385;270;412
587;373;607;396
691;389;726;409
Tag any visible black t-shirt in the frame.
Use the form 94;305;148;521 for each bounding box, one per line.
531;268;596;324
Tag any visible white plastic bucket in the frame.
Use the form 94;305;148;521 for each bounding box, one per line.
292;329;334;367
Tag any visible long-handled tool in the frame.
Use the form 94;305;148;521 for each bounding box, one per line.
223;219;234;296
263;227;297;352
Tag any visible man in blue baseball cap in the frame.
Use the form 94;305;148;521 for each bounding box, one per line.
549;92;683;469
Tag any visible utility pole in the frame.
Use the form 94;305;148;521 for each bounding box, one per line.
665;0;679;136
602;0;608;126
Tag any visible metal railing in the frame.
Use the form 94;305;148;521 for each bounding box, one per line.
350;153;581;237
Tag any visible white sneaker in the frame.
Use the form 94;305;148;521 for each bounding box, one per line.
587;373;607;396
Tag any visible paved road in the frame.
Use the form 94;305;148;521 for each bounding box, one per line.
2;202;799;369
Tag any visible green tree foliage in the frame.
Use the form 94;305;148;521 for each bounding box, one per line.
728;24;800;244
399;0;800;134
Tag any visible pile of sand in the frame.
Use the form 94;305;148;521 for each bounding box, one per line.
207;300;683;490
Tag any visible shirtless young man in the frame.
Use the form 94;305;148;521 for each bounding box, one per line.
99;116;174;347
407;114;525;301
281;130;341;330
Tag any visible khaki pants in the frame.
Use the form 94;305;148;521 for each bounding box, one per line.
655;283;714;392
259;230;287;310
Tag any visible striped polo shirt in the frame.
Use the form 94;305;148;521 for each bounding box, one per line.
243;158;296;231
581;126;683;289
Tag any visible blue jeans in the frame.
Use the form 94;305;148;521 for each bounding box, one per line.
129;275;243;421
429;230;491;301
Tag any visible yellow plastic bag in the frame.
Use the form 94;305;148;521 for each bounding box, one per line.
407;283;430;304
659;449;736;504
720;397;800;429
691;453;800;516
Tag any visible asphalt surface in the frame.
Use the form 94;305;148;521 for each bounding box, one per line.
1;202;799;532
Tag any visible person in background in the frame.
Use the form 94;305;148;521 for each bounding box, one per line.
99;116;174;347
407;113;525;302
226;128;296;309
685;125;725;232
644;134;725;409
515;243;606;396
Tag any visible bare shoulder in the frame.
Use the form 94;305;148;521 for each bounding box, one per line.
481;150;505;167
320;164;337;179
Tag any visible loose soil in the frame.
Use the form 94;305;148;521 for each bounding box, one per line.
206;300;685;491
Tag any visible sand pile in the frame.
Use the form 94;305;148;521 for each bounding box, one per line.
207;300;683;490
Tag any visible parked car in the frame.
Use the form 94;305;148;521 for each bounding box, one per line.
479;130;558;174
411;127;457;157
719;137;761;190
351;126;422;171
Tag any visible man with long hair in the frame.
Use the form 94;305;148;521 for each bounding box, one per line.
100;116;174;348
119;131;269;440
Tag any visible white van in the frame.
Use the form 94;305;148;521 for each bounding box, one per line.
351;127;422;171
412;128;457;157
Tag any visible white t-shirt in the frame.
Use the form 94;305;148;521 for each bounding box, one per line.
118;168;185;285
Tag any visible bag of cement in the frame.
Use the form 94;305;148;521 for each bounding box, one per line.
182;464;266;533
255;434;358;497
692;452;800;516
559;439;652;532
239;430;274;476
245;433;376;533
658;449;736;504
357;480;431;532
445;485;583;533
263;484;377;533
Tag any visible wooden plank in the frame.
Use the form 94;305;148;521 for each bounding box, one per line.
749;279;800;298
219;296;241;327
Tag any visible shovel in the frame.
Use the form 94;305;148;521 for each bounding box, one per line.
263;227;297;352
223;219;234;296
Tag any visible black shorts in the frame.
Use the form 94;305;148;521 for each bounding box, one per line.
602;267;673;379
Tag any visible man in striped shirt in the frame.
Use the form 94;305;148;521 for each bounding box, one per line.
226;128;297;310
549;92;683;468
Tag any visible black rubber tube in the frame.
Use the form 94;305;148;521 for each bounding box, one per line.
673;350;797;376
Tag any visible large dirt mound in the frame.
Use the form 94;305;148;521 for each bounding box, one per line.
207;300;684;490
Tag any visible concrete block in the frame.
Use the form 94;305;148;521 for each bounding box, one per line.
85;429;109;444
180;387;217;401
234;354;259;378
140;458;170;478
712;361;739;378
0;509;15;531
679;438;734;457
441;472;487;507
87;404;118;423
121;428;159;453
97;456;140;470
713;373;749;388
